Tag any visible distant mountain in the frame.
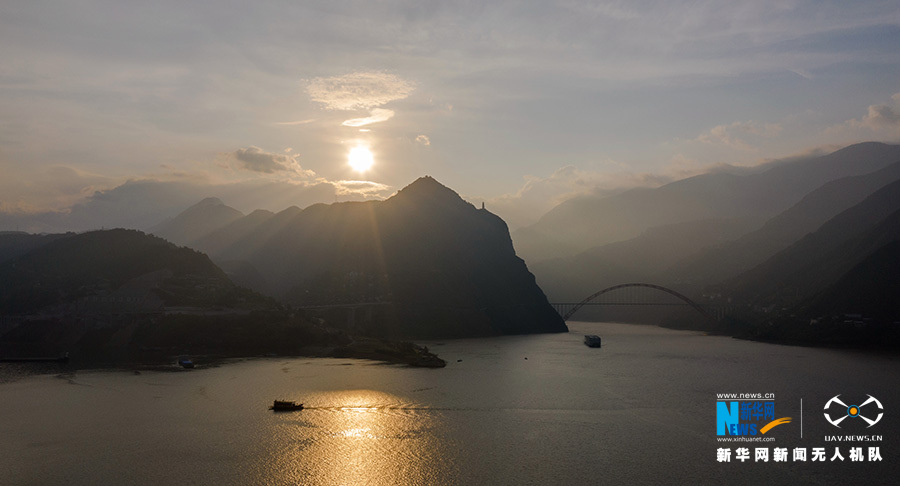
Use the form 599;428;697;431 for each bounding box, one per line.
668;160;900;286
724;179;900;307
0;229;271;315
149;197;244;247
0;178;375;235
177;176;566;339
530;217;761;302
514;142;900;263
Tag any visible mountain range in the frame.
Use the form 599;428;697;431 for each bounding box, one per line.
146;144;900;341
723;179;900;308
518;142;900;343
0;229;449;366
149;197;244;246
0;229;271;316
5;141;899;349
1;178;566;341
514;142;900;264
667;160;900;287
150;176;567;339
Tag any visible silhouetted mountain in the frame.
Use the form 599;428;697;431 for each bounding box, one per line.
0;229;451;367
179;176;566;339
722;234;900;347
724;179;900;307
0;231;71;265
216;259;271;293
668;160;900;286
192;208;275;257
514;142;900;262
208;206;303;263
530;217;761;302
0;229;271;315
149;197;244;246
800;241;900;320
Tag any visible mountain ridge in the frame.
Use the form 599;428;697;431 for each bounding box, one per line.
150;197;244;247
514;142;900;263
150;176;566;339
0;229;271;315
724;179;900;305
666;159;900;286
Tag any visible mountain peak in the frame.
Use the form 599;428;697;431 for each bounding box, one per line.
177;197;241;220
150;197;243;246
392;176;465;205
407;175;451;190
194;197;226;208
408;175;442;186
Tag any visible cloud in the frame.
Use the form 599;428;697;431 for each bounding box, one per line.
307;72;415;111
334;180;393;197
0;179;211;232
0;165;115;214
274;119;316;126
341;108;395;127
231;146;314;176
415;135;431;146
694;121;782;151
562;1;640;21
863;104;900;127
828;92;900;140
853;93;900;130
789;69;814;80
307;71;414;127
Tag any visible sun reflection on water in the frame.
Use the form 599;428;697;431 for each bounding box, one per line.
259;389;452;485
341;407;379;413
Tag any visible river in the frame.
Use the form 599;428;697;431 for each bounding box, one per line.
1;321;898;485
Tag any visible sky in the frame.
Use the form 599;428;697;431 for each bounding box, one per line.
2;0;900;230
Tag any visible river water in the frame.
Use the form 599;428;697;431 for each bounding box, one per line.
1;322;898;485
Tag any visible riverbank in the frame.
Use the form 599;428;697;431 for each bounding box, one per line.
0;341;445;384
658;314;900;352
0;312;445;382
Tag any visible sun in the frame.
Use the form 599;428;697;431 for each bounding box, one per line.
348;145;374;172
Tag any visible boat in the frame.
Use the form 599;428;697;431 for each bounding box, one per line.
270;400;304;412
583;335;602;348
178;358;195;369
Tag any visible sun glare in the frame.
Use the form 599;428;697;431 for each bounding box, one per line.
348;146;374;172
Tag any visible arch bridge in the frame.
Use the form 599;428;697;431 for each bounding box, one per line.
551;283;718;322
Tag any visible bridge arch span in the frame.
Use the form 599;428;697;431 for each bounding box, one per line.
560;283;715;322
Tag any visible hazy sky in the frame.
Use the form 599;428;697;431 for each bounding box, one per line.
2;1;900;229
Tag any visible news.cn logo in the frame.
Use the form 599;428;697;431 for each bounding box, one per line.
824;395;883;428
716;395;791;436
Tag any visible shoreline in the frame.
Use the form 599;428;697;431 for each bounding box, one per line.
0;341;446;384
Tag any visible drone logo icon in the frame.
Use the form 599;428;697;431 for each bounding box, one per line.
824;394;883;428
